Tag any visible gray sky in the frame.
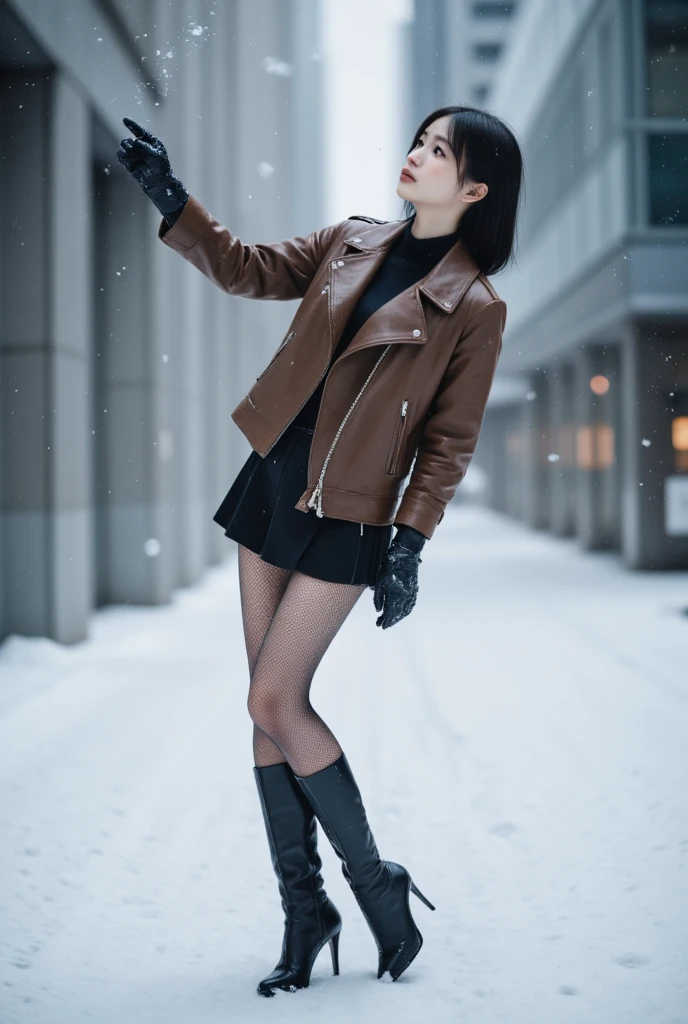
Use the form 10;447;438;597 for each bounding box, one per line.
321;0;413;224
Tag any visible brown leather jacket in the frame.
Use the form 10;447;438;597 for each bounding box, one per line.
158;196;506;539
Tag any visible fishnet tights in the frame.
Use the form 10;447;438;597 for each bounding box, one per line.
237;544;367;777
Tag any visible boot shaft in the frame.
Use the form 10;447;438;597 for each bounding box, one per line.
253;762;327;913
294;753;386;895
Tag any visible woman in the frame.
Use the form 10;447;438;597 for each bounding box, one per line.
117;105;523;996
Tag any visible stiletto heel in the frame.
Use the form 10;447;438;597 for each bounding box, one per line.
295;754;435;983
410;879;436;911
329;930;340;975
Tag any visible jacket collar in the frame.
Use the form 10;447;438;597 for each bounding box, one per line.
341;218;481;313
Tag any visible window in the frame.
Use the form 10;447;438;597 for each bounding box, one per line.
645;0;688;117
648;133;688;223
473;42;503;62
472;2;517;17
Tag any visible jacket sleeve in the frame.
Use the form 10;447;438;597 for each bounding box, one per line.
393;298;506;540
157;194;347;300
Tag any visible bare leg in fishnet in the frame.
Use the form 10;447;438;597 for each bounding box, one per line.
238;545;292;768
237;544;367;776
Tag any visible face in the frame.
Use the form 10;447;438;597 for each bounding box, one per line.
397;115;487;212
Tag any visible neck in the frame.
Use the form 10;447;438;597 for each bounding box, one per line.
410;209;463;239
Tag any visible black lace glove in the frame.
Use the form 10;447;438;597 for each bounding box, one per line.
116;117;189;226
372;525;426;629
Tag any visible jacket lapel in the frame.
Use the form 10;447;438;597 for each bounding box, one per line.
329;219;481;360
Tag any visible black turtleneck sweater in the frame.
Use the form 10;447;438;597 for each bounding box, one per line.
291;216;462;432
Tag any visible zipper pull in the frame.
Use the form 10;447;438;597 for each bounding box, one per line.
306;480;324;517
401;400;408;417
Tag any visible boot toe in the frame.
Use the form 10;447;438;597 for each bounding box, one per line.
257;968;305;997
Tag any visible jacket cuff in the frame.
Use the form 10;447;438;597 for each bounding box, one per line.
392;524;427;554
392;494;445;539
157;193;212;253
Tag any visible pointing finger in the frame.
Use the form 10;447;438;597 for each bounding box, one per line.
123;117;156;144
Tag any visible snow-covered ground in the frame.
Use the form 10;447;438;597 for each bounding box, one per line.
1;506;687;1024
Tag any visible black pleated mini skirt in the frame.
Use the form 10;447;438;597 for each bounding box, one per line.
212;423;393;586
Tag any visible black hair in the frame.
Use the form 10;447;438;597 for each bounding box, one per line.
402;105;524;277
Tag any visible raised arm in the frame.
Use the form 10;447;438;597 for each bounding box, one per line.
117;116;346;301
157;195;348;301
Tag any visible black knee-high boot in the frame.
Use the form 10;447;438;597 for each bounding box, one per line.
253;762;342;997
293;753;435;982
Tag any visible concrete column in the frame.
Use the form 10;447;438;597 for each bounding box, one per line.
620;324;688;568
547;359;576;537
289;0;325;235
93;163;167;606
409;0;449;127
572;343;621;551
0;71;92;642
503;404;526;519
601;345;622;548
475;406;510;513
167;0;207;586
204;0;235;565
147;0;188;595
521;369;550;530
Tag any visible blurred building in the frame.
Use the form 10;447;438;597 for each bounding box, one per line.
407;0;688;570
402;0;520;140
0;0;325;643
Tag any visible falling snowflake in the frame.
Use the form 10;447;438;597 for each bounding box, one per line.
257;162;275;179
262;56;294;77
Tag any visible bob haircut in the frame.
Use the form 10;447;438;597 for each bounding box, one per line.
402;105;524;277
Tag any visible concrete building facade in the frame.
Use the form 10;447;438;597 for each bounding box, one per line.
0;0;325;643
407;0;688;570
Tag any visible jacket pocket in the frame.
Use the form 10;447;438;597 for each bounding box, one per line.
386;399;409;475
255;329;295;381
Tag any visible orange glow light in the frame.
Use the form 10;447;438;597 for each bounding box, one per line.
590;375;610;395
576;424;615;470
672;416;688;452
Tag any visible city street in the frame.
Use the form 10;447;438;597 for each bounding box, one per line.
1;505;687;1024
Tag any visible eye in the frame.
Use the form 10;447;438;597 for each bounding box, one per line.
413;138;445;156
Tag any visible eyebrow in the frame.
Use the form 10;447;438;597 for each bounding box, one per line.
420;130;451;146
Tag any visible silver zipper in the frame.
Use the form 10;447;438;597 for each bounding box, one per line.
307;343;393;518
388;399;408;474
